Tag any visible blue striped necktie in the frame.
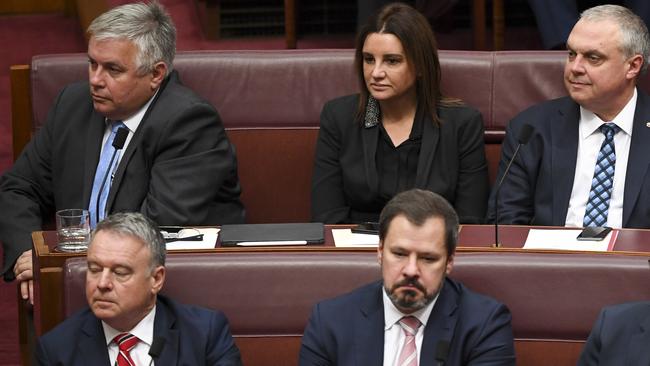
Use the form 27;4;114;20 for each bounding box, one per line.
89;121;126;227
583;123;620;227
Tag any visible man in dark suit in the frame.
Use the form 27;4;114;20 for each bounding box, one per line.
0;2;244;302
577;301;650;365
300;189;515;365
35;212;242;365
488;4;650;229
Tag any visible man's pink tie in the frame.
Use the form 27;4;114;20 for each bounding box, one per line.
397;316;421;366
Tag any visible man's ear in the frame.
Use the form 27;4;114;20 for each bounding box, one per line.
626;54;644;80
150;62;168;90
151;266;165;295
445;254;454;275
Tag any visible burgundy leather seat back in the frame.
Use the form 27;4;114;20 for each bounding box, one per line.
439;50;494;130
64;252;381;335
31;49;650;133
30;50;359;130
63;251;650;340
30;49;493;131
492;51;567;135
452;252;650;340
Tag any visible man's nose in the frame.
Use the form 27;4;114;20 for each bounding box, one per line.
402;255;419;277
96;269;113;290
89;67;105;87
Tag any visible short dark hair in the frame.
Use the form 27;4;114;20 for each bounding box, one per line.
378;189;459;256
91;212;166;269
354;3;447;124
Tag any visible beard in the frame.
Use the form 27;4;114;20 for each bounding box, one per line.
385;277;437;313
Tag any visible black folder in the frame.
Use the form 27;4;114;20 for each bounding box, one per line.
219;223;325;246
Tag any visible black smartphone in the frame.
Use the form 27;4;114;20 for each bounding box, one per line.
351;222;380;235
576;227;612;241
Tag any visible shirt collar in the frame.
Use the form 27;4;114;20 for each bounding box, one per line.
579;88;636;138
102;304;156;348
104;88;159;133
382;284;438;331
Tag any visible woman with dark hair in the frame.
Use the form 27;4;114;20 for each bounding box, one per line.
311;3;488;224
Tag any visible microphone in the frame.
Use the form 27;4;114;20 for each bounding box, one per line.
94;127;128;225
493;124;534;248
435;340;450;366
148;336;166;365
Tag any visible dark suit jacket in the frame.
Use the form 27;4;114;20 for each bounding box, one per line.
487;90;650;228
35;295;242;366
0;71;244;279
311;94;489;224
577;301;650;366
299;278;516;366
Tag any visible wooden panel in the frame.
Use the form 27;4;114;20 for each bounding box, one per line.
74;0;108;39
227;128;319;224
10;65;32;162
0;0;69;14
515;340;584;366
284;0;297;49
235;336;301;366
472;0;486;50
233;333;584;366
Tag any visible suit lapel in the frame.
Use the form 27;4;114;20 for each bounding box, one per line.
78;315;111;365
153;297;180;366
420;280;459;365
625;313;650;365
551;101;580;225
104;72;173;213
622;90;650;226
415;114;439;188
82;113;107;209
355;284;385;366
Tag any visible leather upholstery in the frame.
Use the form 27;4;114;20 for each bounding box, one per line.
27;50;650;223
63;251;650;364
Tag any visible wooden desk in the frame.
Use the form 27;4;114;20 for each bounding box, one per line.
29;224;650;335
20;225;650;365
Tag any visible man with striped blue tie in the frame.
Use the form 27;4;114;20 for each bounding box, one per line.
487;5;650;230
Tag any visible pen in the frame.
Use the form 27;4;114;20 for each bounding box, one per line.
164;234;204;243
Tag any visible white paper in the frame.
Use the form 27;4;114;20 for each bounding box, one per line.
236;240;307;246
523;229;615;252
165;228;219;250
332;228;379;247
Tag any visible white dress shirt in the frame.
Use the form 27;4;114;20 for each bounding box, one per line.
565;89;636;228
382;287;438;366
103;305;156;366
99;90;158;170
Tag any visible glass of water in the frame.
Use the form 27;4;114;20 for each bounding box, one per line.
56;209;90;252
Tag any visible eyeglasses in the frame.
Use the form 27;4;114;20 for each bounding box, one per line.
160;228;204;243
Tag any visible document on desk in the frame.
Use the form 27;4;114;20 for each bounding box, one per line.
332;229;379;247
220;223;324;247
165;228;219;250
523;229;617;251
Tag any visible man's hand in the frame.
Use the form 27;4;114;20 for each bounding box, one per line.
13;250;34;305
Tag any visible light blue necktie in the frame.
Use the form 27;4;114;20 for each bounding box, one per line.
89;121;126;228
583;123;620;227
